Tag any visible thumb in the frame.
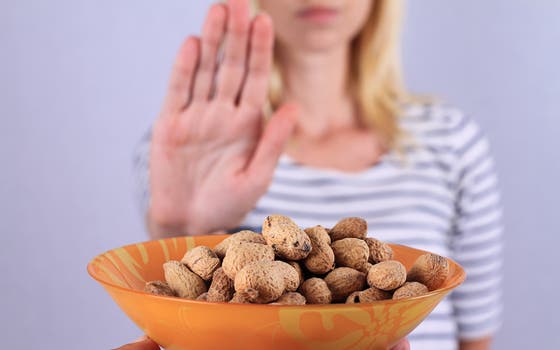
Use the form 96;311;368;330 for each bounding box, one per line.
113;336;160;350
247;103;299;183
390;338;410;350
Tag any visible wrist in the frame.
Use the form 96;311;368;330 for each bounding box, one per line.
147;207;199;238
147;206;231;238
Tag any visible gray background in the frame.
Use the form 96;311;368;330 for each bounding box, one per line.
1;0;558;348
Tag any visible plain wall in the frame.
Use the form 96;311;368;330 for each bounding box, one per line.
1;0;558;348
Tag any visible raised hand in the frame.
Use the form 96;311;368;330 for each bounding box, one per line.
148;0;298;237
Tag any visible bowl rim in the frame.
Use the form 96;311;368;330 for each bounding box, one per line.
87;236;466;309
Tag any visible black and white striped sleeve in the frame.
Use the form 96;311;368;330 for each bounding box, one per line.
450;116;504;340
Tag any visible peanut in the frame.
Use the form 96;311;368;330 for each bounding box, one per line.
144;281;176;297
359;262;375;274
367;260;407;291
300;278;332;304
196;292;208;301
346;287;391;304
229;289;259;304
163;261;207;299
234;261;287;304
303;226;335;274
207;267;235;302
262;215;312;260
287;261;304;289
324;267;366;302
407;253;449;291
365;237;393;264
393;282;429;300
329;217;367;241
270;292;306;305
331;238;369;271
213;230;266;259
181;246;220;281
222;241;274;279
274;261;300;292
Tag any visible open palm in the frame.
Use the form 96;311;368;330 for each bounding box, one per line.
149;0;298;235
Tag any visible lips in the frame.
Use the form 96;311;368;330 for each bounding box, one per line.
297;6;339;24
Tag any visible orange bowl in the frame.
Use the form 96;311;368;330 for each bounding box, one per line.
88;235;465;350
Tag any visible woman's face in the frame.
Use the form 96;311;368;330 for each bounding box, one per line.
258;0;373;53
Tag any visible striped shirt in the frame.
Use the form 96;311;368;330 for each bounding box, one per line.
134;103;503;350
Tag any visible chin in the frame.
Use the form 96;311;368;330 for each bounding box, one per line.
283;31;350;53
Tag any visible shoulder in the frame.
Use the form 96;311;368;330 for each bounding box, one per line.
399;102;487;156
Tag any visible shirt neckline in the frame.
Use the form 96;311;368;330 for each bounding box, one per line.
278;151;394;178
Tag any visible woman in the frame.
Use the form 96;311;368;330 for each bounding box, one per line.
132;0;503;349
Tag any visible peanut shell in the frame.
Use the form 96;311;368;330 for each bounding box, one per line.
270;292;306;305
365;237;393;263
393;282;429;300
144;281;176;297
229;288;259;304
262;215;312;260
213;230;266;259
329;217;367;241
273;261;300;292
407;253;449;290
303;226;335;274
222;241;274;279
346;287;391;304
163;261;207;299
331;238;369;271
287;261;304;289
324;267;366;302
234;261;286;304
300;278;332;304
367;260;407;291
196;292;208;301
207;267;235;302
359;262;375;274
181;246;220;281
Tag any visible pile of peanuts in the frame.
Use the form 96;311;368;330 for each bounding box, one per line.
145;215;449;305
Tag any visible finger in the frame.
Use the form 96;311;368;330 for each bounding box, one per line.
247;103;298;182
113;336;160;350
390;338;410;350
162;36;200;114
239;13;274;111
191;3;228;102
215;0;251;102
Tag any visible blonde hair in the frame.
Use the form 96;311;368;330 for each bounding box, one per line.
254;0;408;150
